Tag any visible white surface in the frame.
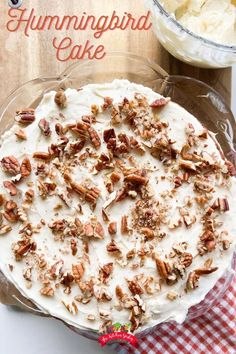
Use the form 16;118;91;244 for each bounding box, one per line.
0;67;235;354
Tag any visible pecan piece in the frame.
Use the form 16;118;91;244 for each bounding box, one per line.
127;280;144;295
186;271;200;290
110;172;121;183
3;181;17;196
62;301;78;315
150;97;170;108
15;109;35;125
0;224;12;235
40;286;54;297
115;285;126;301
212;198;229;212
1;156;20;175
13;240;36;261
72;263;84;283
108;221;117;235
33;152;51;161
195;267;218;275
106;240;122;256
180;253;193;268
54;90;67;109
125;174;148;186
103;128;116;143
88;127;101;149
20;157;32;177
121;215;130;234
15;129;27;140
140;227;154;240
99;263;113;284
38;118;51;136
155;258;171;279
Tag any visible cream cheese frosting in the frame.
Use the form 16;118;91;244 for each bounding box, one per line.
0;80;235;333
160;0;236;45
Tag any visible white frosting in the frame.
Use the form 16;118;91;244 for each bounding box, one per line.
161;0;236;45
0;80;235;333
145;0;236;68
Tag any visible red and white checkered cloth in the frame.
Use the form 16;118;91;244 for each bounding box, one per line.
113;274;236;354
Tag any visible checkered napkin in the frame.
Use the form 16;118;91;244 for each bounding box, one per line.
113;274;236;354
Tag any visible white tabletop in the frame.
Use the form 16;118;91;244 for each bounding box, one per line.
0;67;235;354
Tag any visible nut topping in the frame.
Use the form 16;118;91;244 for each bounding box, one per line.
54;90;67;109
15;109;35;125
1;156;20;175
39;119;51;136
20;157;32;177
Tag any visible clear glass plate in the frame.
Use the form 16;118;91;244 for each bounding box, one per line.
0;52;235;339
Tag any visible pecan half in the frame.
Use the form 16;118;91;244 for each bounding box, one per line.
15;109;35;125
54;90;67;109
38;118;51;136
3;181;17;196
115;285;126;301
125;174;148;186
20;157;32;177
195;267;218;275
1;156;20;175
0;224;12;235
180;253;193;268
186;271;200;290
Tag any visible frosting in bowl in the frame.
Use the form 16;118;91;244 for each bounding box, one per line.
0;80;235;333
160;0;236;45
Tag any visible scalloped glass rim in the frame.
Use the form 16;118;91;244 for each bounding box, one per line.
0;52;235;338
152;0;236;52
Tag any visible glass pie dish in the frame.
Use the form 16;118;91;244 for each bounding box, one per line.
144;0;236;68
0;52;235;340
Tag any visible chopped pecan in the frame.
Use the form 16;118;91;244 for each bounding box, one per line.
83;218;104;239
127;280;144;295
174;176;182;188
103;128;116;143
150;97;170;108
155;258;171;280
126;249;136;260
72;263;84;283
13;240;36;261
4;200;19;222
181;144;193;161
186;271;200;290
20;157;32;177
15;109;35;125
140;227;154;240
60;272;74;286
15;129;27;140
194;179;214;193
33;152;51;161
38;118;51;136
99;263;113;284
225;161;236;177
40;286;54;297
62;301;78;315
110;172;121;183
115;285;126;301
71;239;77;256
102;96;113;110
3;181;17;196
179;159;196;172
54;90;67;109
195;267;218;275
211;198;229;212
180;253;193;268
65;176;100;208
1;156;20;175
125;174;148;186
25;189;34;203
108;221;117;235
106;240;122;256
121;215;130;234
0;224;12;235
88;127;101;149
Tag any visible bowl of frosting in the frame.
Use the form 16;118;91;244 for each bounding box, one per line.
145;0;236;68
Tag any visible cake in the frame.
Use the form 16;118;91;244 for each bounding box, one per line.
0;80;235;333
